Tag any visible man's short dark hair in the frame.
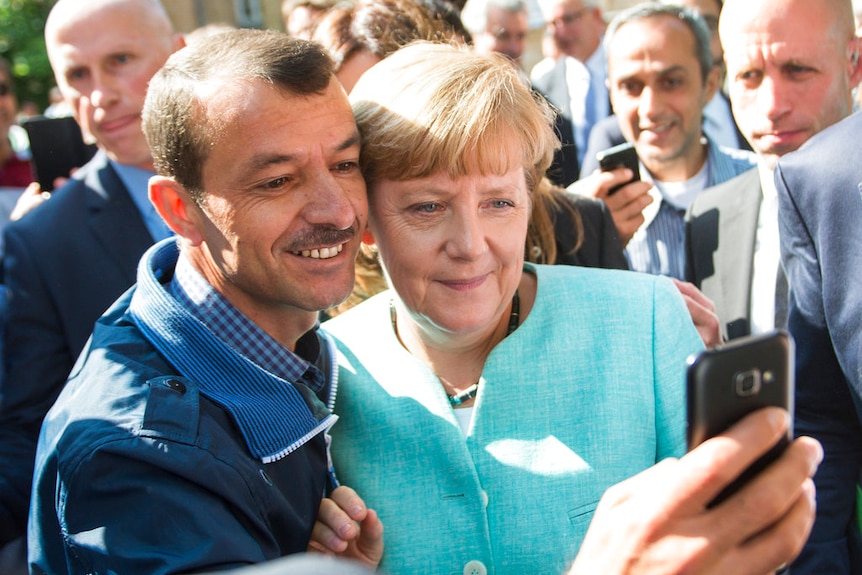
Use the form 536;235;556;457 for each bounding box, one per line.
605;2;714;83
143;29;334;202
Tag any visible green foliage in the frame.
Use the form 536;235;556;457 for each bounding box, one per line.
0;0;56;112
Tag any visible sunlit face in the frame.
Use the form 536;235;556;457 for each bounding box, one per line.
187;79;367;324
369;165;529;340
46;3;180;169
545;0;605;62
721;0;860;168
474;7;529;64
608;15;717;181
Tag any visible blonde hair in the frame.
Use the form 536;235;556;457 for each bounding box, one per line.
327;42;570;317
350;41;558;192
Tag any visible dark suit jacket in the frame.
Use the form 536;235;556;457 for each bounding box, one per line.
776;112;862;575
684;168;761;340
548;112;579;188
532;58;580;188
0;150;154;543
553;193;628;270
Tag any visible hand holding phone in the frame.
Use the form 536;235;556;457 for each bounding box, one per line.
596;142;640;195
22;116;97;192
686;330;794;506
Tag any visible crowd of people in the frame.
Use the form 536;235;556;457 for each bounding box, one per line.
0;0;859;573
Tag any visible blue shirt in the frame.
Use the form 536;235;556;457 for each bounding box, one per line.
112;161;173;241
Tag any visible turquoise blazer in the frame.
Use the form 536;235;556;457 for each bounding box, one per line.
323;264;703;575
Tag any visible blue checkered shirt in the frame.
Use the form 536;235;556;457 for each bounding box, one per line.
167;254;325;393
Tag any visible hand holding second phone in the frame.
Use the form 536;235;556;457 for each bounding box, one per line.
567;408;821;575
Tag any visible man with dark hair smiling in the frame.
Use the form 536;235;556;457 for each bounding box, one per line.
576;3;754;280
28;28;383;574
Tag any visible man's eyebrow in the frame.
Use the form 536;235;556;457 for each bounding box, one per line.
656;65;688;76
243;131;362;173
614;64;687;82
337;131;361;152
780;58;814;68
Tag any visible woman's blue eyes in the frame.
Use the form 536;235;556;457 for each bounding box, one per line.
414;203;440;213
411;200;514;213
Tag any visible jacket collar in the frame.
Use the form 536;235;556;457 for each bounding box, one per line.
129;239;336;463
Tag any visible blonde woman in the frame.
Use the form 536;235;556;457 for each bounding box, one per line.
322;42;703;574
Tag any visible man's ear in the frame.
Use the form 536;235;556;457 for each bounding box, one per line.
149;176;205;246
848;36;862;87
703;64;721;105
172;33;187;54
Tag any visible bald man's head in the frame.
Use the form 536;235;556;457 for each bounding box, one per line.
45;0;183;170
720;0;861;168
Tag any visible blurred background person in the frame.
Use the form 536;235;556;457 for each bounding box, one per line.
580;3;754;279
43;85;73;119
0;57;34;264
0;0;184;559
313;0;465;93
282;0;337;39
461;0;529;65
0;58;33;192
15;101;39;124
531;0;609;178
580;0;749;178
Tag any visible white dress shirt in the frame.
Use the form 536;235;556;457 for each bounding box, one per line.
749;160;780;334
626;160;709;280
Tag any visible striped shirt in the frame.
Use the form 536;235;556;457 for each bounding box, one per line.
626;139;755;280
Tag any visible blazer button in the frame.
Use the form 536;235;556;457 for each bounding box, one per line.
463;560;487;575
164;378;186;394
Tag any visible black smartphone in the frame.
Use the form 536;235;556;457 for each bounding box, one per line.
686;330;794;507
596;141;640;195
22;116;97;192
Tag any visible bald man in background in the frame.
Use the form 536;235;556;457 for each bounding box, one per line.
0;0;183;558
686;1;862;569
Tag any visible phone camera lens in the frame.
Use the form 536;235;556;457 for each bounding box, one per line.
735;369;762;397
